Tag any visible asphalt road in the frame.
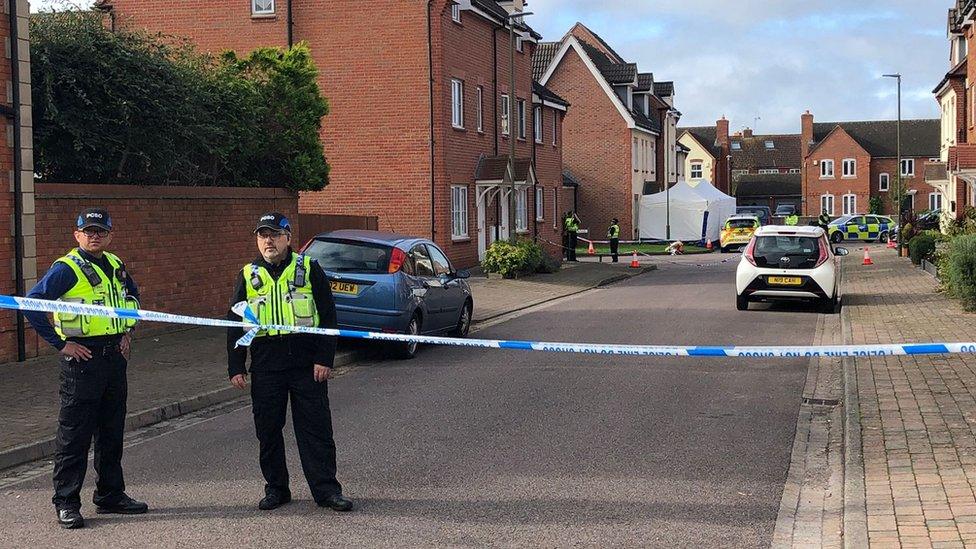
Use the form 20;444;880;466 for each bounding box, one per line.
0;260;820;548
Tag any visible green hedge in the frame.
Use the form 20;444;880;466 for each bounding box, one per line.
482;240;559;278
31;11;329;191
908;232;938;265
942;235;976;311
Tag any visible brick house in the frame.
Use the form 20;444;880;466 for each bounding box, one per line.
533;22;679;240
801;111;940;217
100;0;569;266
928;1;976;226
677;117;731;194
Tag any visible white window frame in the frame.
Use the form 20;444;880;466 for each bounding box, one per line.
842;193;857;216
515;187;528;232
879;172;890;192
552;115;558;146
500;94;510;136
252;0;275;15
516;36;524;53
451;79;464;129
690;162;703;179
535;187;544;221
821;194;835;216
789;168;800;174
820;159;835;178
517;99;526;140
758;169;778;175
901;158;915;177
451;2;461;23
476;86;483;132
633;138;638;172
731;141;741;150
764;140;774;149
552;190;559;229
842;158;856;178
451;186;468;239
534;106;543;144
930;192;943;212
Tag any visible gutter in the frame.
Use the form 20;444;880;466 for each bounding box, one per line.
9;0;24;361
427;0;436;239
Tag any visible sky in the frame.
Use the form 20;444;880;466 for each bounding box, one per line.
33;0;951;134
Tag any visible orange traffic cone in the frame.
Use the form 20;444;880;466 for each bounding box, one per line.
886;238;896;249
587;240;595;255
630;251;640;268
862;247;874;266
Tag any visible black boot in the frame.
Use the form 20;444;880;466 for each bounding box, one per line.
57;508;85;529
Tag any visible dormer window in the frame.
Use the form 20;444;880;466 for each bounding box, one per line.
451;3;461;23
252;0;274;15
516;36;523;53
764;140;774;149
731;141;741;150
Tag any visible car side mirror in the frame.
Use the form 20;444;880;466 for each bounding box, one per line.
454;269;471;279
834;247;849;256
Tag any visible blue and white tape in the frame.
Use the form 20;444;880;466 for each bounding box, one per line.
1;294;971;358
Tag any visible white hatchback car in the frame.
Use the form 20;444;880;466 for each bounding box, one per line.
735;225;849;313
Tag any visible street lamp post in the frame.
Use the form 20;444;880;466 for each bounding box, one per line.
506;10;532;243
883;73;902;249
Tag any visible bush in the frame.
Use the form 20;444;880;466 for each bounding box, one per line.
908;232;938;265
942;235;976;311
482;240;550;278
31;11;329;191
869;196;884;215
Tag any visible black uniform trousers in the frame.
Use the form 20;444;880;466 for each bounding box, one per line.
250;365;342;503
610;238;620;262
567;232;578;261
52;345;127;510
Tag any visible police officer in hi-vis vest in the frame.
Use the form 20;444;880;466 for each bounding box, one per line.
607;218;621;263
564;211;580;261
226;213;353;513
24;208;147;529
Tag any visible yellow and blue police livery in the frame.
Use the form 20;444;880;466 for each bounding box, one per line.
827;214;896;244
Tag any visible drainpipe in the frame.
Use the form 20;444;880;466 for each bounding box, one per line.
9;0;25;361
492;25;499;156
427;0;436;239
532;104;537;243
287;0;293;47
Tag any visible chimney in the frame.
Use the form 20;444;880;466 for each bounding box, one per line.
801;110;814;160
716;116;730;149
742;128;753;138
716;116;731;193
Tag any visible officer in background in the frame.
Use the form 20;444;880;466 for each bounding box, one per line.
227;213;353;513
564;211;580;262
24;208;147;529
818;209;831;231
607;218;621;263
785;213;799;226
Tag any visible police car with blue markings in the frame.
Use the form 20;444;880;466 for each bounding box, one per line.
826;214;897;244
736;225;850;313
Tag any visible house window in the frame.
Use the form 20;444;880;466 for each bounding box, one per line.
758;169;778;174
252;0;274;15
516;36;523;53
451;186;468;239
451;79;464;129
476;87;483;132
764;140;774;149
901;158;915;177
536;187;544;220
879;173;890;192
500;95;510;135
820;159;834;178
552;115;558;146
821;194;835;216
633;138;638;172
515;187;528;231
534;106;543;144
842;158;856;178
731;141;741;150
451;2;461;23
517;99;526;139
732;169;749;178
930;192;943;211
789;168;800;174
842;193;857;215
690;162;703;179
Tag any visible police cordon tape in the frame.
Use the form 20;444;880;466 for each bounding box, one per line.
1;294;972;358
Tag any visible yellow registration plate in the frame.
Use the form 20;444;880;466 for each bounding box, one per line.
768;276;802;286
330;281;359;295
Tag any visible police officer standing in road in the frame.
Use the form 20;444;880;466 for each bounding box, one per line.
607;218;621;263
818;209;831;231
227;213;353;513
564;211;580;262
24;208;147;529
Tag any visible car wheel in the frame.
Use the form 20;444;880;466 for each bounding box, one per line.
736;293;749;311
831;232;842;244
450;301;472;338
820;295;838;315
393;313;421;360
720;246;726;254
880;231;889;243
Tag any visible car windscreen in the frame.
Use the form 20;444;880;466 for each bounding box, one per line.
303;238;392;274
753;235;821;269
726;219;757;229
828;217;850;226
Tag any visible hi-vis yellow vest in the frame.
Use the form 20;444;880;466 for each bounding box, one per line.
244;253;319;337
54;249;138;339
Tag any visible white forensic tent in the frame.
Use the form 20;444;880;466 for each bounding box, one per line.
638;179;736;242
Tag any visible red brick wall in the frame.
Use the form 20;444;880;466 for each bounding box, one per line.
2;184;298;361
870;157;934;215
545;46;632;239
533;106;566;255
803;129;871;216
0;4;14;360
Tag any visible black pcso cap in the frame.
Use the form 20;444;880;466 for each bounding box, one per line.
76;208;112;231
254;212;291;234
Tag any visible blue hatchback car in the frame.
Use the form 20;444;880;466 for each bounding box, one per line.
300;230;474;359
